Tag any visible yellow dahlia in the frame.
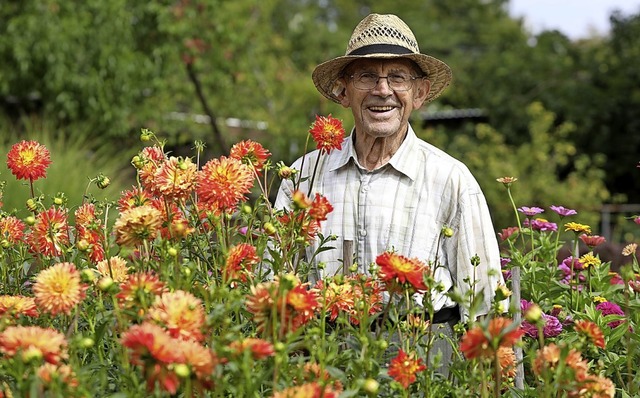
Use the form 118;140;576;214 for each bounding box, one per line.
0;325;68;364
114;204;163;247
33;262;86;316
0;295;38;318
96;256;129;283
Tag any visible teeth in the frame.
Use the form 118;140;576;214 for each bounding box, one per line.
369;106;394;111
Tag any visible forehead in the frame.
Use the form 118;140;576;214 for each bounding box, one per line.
344;58;420;74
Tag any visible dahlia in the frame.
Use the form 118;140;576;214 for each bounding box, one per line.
308;114;345;154
0;295;38;318
121;322;184;365
196;156;253;212
151;156;198;201
388;349;426;388
136;146;167;191
113;204;163;247
96;256;130;283
460;317;524;359
574;320;605;349
26;206;70;257
33;262;86;316
117;272;168;312
532;343;589;382
117;186;153;212
308;193;333;222
273;382;339;398
229;139;271;174
0;325;67;364
228;338;275;360
6;140;51;181
497;346;517;379
37;363;79;388
376;251;429;293
0;215;26;245
147;290;206;342
223;243;260;285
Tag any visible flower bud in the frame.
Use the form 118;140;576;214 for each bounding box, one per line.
494;284;512;301
362;378;379;395
173;363;190;378
77;239;90;252
78;337;95;349
263;222;276;236
26;198;38;212
81;269;96;283
97;276;115;292
96;175;111;189
278;165;294;179
524;303;542;323
441;226;454;237
167;247;178;257
24;215;36;226
131;155;144;169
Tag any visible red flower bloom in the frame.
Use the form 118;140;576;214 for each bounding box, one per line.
75;203;105;263
117;186;154;212
309;193;334;222
229;338;275;360
26;206;70;257
117;272;168;312
0;325;68;364
0;295;38;318
6;140;52;181
376;251;429;293
460;317;524;359
152;156;198;201
197;156;254;212
147;290;206;342
388;349;426;388
579;234;606;248
574;320;606;349
230;140;271;174
309;114;345;154
121;322;184;365
223;243;260;285
0;215;26;245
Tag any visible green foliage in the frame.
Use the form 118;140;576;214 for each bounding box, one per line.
419;102;609;230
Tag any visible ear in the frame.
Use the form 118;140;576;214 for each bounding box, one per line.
412;78;431;110
331;79;350;108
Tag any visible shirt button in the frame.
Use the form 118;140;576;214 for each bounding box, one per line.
359;229;367;236
362;185;369;192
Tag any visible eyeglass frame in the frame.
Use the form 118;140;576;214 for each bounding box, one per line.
347;71;425;92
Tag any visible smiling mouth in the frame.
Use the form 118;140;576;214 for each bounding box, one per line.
368;106;395;112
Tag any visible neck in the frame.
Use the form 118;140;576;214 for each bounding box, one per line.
354;129;407;171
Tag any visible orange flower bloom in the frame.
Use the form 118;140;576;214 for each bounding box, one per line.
117;272;168;312
152;156;198;201
26;206;70;257
37;363;79;389
532;343;589;381
316;275;383;325
117;185;153;212
96;256;129;283
197;156;254;212
223;243;260;285
574;320;606;349
114;204;163;247
137;146;167;191
0;325;68;364
230;139;271;174
497;346;517;379
459;317;524;359
0;295;38;318
6;140;52;181
292;190;313;210
308;193;333;222
121;322;184;365
273;382;339;398
277;212;320;243
388;349;426;388
75;203;105;263
176;338;217;383
0;215;26;245
286;283;320;327
147;290;206;342
229;338;275;360
33;262;86;316
376;251;429;292
573;375;616;398
299;362;344;393
308;114;345;154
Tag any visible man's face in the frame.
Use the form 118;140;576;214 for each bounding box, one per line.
339;58;430;139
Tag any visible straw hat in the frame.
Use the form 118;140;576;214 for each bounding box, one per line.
312;13;452;104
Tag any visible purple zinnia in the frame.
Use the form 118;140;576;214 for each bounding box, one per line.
518;206;545;217
524;218;558;232
596;301;625;328
520;300;563;338
550;205;577;217
500;257;512;280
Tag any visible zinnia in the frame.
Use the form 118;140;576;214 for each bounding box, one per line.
6;140;52;181
33;262;86;316
0;325;68;364
308;114;345;154
595;301;625;328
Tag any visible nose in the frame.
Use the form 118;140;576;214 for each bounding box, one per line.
371;76;394;96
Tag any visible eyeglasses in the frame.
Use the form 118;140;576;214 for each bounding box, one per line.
349;72;422;91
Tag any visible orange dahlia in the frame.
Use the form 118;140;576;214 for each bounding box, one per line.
228;338;275;360
286;283;320;328
388;349;426;388
6;140;52;181
152;156;198;201
176;338;217;382
147;290;206;342
117;272;168;312
376;251;429;293
137;146;167;191
121;321;184;365
114;204;163;247
460;317;524;360
223;243;260;285
572;375;616;398
75;203;105;263
0;215;26;245
574;320;606;349
308;114;345;154
197;156;254;212
532;343;589;381
277;211;320;243
273;382;339;398
299;362;344;393
26;206;70;257
33;262;86;316
117;185;154;212
0;295;38;318
230;139;271;174
497;346;517;379
37;363;79;389
309;193;333;222
316;275;382;325
0;325;68;364
96;255;129;283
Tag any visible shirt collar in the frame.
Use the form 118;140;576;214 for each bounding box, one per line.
327;124;419;181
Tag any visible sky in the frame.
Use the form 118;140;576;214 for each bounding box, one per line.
509;0;640;39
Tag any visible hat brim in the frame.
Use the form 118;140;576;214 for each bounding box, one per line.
312;53;452;104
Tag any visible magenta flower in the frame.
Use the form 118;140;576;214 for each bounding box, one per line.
501;257;512;280
520;300;563;338
524;218;558;232
518;206;544;216
634;216;640;225
561;256;586;271
596;301;625;328
550;205;577;217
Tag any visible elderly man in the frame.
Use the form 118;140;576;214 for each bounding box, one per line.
274;13;504;368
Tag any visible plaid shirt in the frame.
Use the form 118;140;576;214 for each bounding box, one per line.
275;125;504;318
